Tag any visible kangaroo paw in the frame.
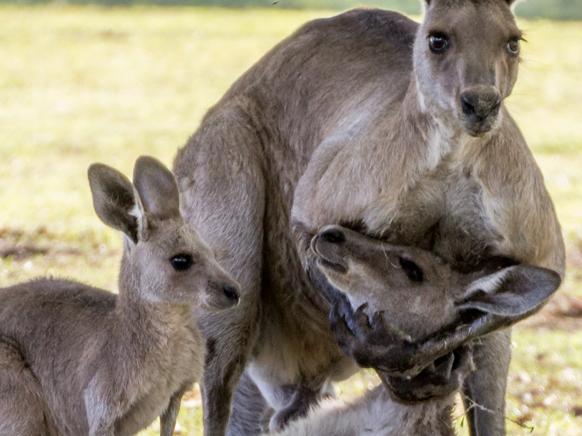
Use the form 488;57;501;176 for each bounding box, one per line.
328;295;416;372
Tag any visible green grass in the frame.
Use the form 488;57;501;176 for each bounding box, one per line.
0;5;581;435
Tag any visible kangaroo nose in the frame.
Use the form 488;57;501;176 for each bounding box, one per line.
319;227;346;244
223;285;240;304
460;89;501;119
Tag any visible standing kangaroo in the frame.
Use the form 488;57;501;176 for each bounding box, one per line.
174;1;565;435
271;225;560;436
0;156;240;436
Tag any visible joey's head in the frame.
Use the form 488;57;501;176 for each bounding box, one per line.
413;0;523;137
88;156;240;311
311;225;560;392
312;225;458;339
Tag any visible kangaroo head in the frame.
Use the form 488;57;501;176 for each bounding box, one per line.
312;225;458;338
87;156;240;310
414;0;522;137
311;224;559;342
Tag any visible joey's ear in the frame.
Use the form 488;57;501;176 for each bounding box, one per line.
88;163;138;243
457;266;561;319
132;156;180;221
391;265;560;378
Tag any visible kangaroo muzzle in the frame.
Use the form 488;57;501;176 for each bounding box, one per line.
459;86;501;136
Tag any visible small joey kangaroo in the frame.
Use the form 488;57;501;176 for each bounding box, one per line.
0;156;241;436
269;225;560;435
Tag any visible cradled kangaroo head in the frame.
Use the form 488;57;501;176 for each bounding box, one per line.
414;0;522;137
312;225;558;339
311;225;559;379
88;156;240;310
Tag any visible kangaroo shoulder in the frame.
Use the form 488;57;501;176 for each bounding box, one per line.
468;117;565;273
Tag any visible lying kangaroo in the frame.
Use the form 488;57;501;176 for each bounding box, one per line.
174;1;565;434
270;225;560;436
0;156;240;436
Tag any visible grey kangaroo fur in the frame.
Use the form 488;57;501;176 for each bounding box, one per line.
173;1;565;434
0;156;240;436
270;225;560;436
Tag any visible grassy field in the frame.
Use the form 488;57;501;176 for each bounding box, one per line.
5;1;582;21
0;5;581;435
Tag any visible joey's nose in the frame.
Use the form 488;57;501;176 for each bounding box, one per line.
223;284;240;304
460;89;501;120
319;227;346;244
311;226;349;273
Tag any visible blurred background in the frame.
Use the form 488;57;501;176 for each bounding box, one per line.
1;0;581;435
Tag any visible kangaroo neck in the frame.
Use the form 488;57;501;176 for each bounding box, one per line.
399;76;490;168
115;260;192;348
117;293;190;330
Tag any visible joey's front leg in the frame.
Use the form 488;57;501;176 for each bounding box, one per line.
85;403;116;436
84;384;117;436
160;386;189;436
86;413;115;436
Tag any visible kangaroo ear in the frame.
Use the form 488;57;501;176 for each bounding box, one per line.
88;163;138;243
132;156;180;222
457;266;561;319
390;265;561;378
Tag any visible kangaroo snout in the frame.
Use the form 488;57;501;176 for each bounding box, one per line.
207;275;241;310
460;88;500;118
222;283;240;305
319;227;346;244
311;225;348;273
460;86;501;135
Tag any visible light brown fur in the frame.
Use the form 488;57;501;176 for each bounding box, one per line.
269;225;559;436
0;156;240;436
174;1;564;434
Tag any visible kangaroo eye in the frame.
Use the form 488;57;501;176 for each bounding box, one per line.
170;254;193;271
506;38;520;56
399;257;424;283
428;33;450;54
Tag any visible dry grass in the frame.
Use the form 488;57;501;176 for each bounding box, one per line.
0;5;581;435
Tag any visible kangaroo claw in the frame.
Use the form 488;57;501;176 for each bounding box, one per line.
329;296;416;372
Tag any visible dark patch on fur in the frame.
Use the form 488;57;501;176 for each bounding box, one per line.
306;259;344;305
205;338;217;366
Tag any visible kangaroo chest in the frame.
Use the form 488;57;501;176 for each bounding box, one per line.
376;163;504;270
437;169;505;269
114;326;202;436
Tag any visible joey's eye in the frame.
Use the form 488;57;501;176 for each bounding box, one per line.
170;254;193;271
428;33;450;54
506;38;520;56
399;257;424;283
